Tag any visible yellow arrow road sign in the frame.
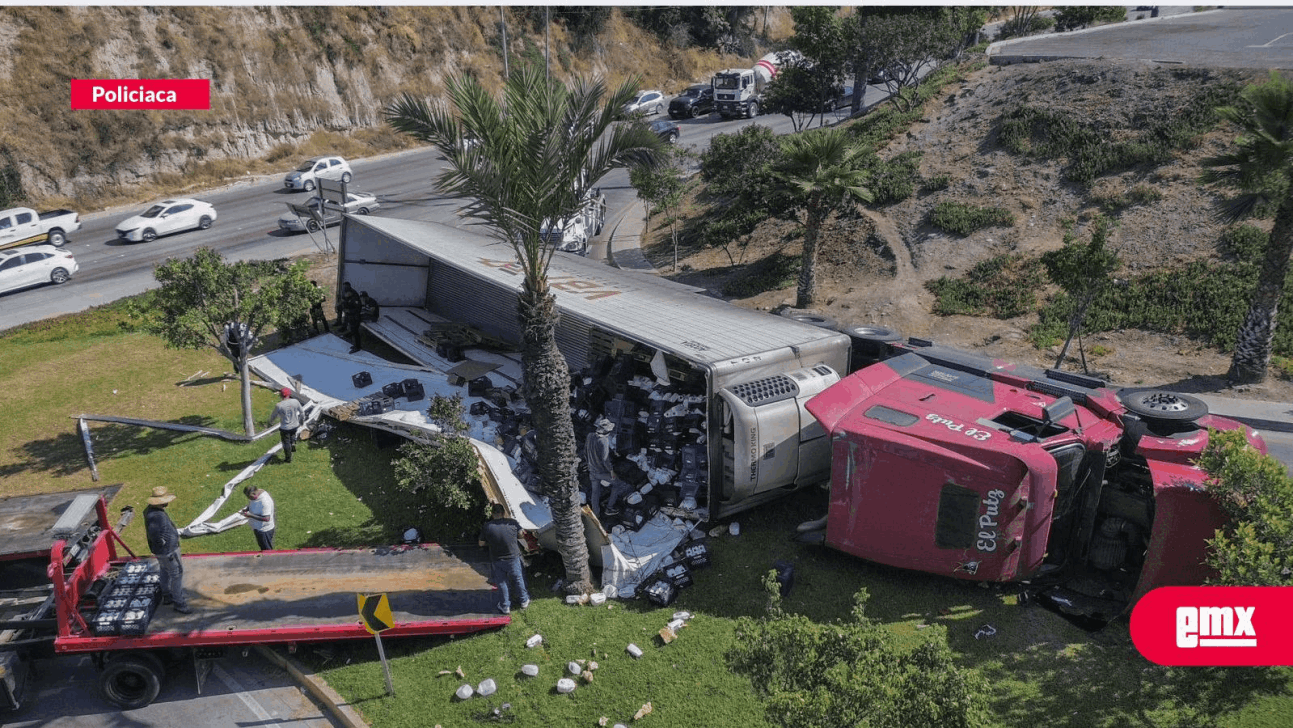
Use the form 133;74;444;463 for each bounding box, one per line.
357;593;394;634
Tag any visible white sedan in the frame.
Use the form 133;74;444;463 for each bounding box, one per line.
116;199;217;243
0;244;78;295
277;191;378;233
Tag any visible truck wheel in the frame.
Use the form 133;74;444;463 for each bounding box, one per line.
840;324;903;344
50;267;70;284
779;309;837;330
748;102;760;118
1118;389;1209;422
99;653;164;709
198;215;212;230
47;228;66;246
141;228;157;243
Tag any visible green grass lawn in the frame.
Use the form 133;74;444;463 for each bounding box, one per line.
4;301;1293;727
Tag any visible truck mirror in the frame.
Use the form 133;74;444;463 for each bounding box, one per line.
1043;396;1075;425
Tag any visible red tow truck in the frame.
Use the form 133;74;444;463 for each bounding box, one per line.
803;338;1267;622
1;488;506;711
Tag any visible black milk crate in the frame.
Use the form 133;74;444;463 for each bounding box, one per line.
352;371;373;388
401;378;425;401
663;561;694;589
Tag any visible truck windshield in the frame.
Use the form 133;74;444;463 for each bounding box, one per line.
714;77;739;89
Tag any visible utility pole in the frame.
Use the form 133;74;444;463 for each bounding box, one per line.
544;6;551;81
500;7;509;79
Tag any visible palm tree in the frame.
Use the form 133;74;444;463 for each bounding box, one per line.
1201;71;1293;384
775;127;874;309
384;67;663;593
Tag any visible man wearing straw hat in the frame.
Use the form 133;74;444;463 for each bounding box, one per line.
144;486;191;614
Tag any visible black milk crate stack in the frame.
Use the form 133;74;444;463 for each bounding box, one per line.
91;559;162;636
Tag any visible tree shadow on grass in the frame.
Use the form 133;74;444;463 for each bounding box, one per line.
974;630;1291;728
0;418;214;479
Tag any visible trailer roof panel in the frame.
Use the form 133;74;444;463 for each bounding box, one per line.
348;216;845;364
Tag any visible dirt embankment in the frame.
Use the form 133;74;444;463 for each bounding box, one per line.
648;59;1293;403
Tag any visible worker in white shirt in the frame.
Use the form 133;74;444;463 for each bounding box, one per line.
240;485;276;550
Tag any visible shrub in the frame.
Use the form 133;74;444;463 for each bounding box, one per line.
920;174;951;192
925;253;1045;318
1198;428;1293;586
929;200;1015;236
700;124;783;198
727;575;991;728
866;150;922;205
391;394;487;541
1091;183;1164;213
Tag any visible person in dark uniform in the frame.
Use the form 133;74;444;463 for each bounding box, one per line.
343;285;363;354
144;487;191;613
309;280;329;334
337;282;358;331
478;503;530;615
360;291;380;322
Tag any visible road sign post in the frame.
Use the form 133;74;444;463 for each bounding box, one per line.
358;593;396;696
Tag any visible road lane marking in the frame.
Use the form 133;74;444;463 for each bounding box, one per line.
212;663;282;728
1250;33;1293;48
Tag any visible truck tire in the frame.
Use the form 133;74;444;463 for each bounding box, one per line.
748;101;760;118
99;652;164;710
779;309;837;330
47;228;66;246
1118;389;1209;423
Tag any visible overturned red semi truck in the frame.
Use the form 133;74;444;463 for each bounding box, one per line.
803;338;1266;622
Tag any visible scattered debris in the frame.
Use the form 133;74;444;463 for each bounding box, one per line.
626;643;643;659
590;592;607;605
477;678;497;696
525;634;543;648
581;669;594;683
633;702;654;721
455;684;473;700
556;677;576;694
974;624;997;640
728;522;740;536
773;559;795;597
456;666;466;679
658;627;676;645
708;525;726;538
588;661;599;671
520;664;539;677
599;718;609;727
567;661;581;675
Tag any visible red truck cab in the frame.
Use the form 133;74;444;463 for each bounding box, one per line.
805;341;1266;621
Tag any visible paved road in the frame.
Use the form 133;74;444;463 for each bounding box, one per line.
3;651;338;728
991;7;1293;69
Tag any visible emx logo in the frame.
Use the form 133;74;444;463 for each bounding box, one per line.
1131;587;1293;666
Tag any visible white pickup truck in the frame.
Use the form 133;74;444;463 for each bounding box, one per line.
0;207;82;250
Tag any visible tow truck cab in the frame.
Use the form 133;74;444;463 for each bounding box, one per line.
805;340;1266;621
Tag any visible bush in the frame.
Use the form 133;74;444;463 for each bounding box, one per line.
1198;428;1293;586
925;253;1045;318
920;174;951;192
727;575;991;728
997;78;1242;185
700;124;782;197
391;394;487;541
866;150;922;205
1091;183;1164;213
929;200;1015;236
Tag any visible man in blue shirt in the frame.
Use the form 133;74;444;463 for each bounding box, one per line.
478;503;529;615
144;486;191;614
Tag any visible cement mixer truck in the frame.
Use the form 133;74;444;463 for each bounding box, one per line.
712;50;803;119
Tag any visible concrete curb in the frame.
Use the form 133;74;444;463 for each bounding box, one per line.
253;644;370;728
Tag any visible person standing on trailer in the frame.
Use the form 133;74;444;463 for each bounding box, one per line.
478;503;530;615
239;485;276;550
586;417;632;517
309;280;330;334
144;486;192;614
267;388;304;463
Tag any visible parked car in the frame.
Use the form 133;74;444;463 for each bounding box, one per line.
668;84;714;119
823;85;855;112
278;191;379;233
283;156;353;192
649;119;680;144
0;244;77;295
115;198;217;243
624;90;665;118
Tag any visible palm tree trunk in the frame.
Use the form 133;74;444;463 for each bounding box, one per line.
796;206;825;309
1229;199;1293;384
518;280;593;593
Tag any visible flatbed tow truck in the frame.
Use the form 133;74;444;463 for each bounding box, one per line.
1;488;506;711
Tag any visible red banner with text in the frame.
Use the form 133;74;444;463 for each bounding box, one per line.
1131;586;1293;666
71;79;210;110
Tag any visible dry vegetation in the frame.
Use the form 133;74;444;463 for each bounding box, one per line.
0;7;788;210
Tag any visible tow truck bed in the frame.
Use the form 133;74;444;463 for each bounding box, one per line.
56;543;507;652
